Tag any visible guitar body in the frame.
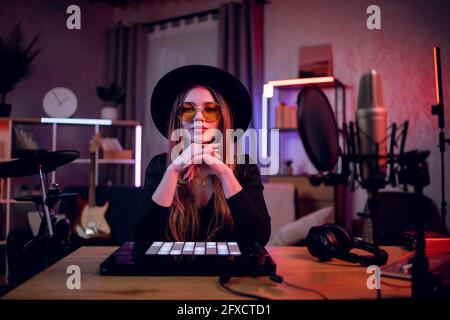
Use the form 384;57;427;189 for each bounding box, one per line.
74;133;112;239
80;202;111;236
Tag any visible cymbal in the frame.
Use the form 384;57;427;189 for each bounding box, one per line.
0;150;80;178
15;192;78;204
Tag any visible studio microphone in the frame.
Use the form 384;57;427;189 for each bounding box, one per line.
356;70;388;185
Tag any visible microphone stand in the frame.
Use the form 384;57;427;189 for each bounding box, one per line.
353;123;397;245
347;121;409;245
431;118;449;234
397;150;447;298
435;130;449;234
431;46;449;234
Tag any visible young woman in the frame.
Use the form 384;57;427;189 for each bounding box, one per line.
135;65;270;245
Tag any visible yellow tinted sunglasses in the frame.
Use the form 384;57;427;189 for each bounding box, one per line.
177;102;222;123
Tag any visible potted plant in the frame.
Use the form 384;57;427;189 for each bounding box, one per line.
0;24;41;117
96;83;126;120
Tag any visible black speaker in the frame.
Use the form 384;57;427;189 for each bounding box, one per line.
306;224;388;266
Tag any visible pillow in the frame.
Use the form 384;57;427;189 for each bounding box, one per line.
262;182;296;236
269;206;334;246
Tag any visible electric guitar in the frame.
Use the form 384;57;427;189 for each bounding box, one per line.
75;133;111;239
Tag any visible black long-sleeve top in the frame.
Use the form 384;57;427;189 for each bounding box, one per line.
135;153;271;246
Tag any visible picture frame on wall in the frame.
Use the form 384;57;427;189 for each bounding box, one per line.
299;44;333;78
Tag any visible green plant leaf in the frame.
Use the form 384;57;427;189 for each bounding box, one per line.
7;24;25;51
0;23;41;100
96;86;110;102
95;83;126;106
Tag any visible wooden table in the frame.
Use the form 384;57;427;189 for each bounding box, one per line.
1;246;411;300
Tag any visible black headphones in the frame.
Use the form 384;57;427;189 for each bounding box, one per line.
306;224;388;267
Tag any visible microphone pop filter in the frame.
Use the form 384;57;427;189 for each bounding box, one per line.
297;86;339;172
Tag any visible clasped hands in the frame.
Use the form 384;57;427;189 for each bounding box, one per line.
169;142;230;182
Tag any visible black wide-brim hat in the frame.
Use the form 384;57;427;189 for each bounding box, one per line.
151;65;253;138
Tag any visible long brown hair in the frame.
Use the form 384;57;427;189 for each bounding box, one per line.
166;85;236;241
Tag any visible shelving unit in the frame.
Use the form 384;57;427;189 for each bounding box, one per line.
261;76;346;171
0;117;142;244
261;76;346;223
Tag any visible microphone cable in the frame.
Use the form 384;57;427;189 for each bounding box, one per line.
218;273;271;301
218;273;328;300
269;274;328;300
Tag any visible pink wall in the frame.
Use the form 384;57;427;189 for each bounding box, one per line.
264;0;450;229
0;0;114;192
0;0;114;118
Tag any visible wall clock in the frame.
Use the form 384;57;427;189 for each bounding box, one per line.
43;87;78;118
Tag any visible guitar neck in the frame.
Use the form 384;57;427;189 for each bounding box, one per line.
88;151;96;207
